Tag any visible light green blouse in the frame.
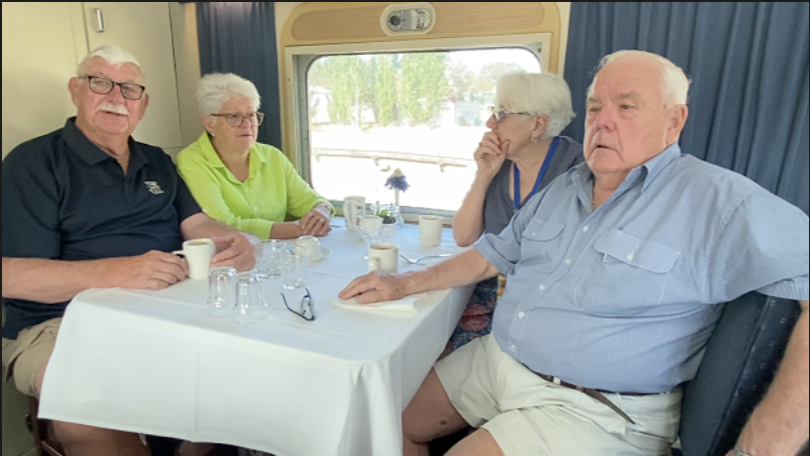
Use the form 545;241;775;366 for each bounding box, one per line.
176;133;332;239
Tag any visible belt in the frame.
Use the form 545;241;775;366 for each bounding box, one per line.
533;372;651;425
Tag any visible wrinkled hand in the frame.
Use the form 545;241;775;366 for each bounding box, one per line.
300;206;332;237
210;233;257;272
474;131;509;179
339;271;409;304
115;250;189;290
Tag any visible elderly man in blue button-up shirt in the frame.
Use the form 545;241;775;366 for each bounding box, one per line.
341;50;809;456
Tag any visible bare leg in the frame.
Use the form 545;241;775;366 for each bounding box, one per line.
52;421;150;456
177;442;217;456
403;368;470;456
445;428;504;456
36;362;150;456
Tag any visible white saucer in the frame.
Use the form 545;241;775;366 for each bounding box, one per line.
309;247;332;262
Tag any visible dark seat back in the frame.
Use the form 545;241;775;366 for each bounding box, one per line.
679;292;802;456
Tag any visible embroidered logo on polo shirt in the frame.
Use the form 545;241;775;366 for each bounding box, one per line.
144;181;164;195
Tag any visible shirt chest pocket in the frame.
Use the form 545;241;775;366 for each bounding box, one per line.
519;219;565;267
574;229;680;314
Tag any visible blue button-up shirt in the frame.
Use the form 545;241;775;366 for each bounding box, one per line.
475;144;809;393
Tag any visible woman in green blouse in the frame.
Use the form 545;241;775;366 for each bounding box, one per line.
177;73;333;240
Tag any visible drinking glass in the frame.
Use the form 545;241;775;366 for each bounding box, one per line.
282;246;309;290
259;239;286;279
358;215;383;245
208;266;237;316
233;272;270;324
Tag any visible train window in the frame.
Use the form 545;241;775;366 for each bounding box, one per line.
289;39;547;219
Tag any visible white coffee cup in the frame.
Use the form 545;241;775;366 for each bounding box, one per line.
368;242;398;273
294;235;322;261
343;196;366;231
173;238;216;280
419;215;443;247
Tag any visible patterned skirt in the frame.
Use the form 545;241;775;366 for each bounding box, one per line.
447;276;500;351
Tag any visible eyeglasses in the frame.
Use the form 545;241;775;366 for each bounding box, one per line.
488;106;532;123
281;287;315;321
81;75;146;100
209;111;265;127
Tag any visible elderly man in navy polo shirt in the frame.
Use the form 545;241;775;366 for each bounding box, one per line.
1;45;258;456
341;50;809;456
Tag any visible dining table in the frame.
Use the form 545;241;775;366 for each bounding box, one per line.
38;223;473;456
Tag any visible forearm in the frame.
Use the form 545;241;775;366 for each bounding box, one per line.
738;301;809;456
269;222;305;239
181;213;245;247
453;176;493;247
402;249;499;295
2;257;129;303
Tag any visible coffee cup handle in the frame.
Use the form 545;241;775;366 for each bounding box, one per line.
172;250;185;258
368;257;380;273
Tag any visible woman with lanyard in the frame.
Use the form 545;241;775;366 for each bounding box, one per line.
445;72;583;356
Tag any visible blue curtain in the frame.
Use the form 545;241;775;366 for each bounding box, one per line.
562;2;809;214
195;2;282;148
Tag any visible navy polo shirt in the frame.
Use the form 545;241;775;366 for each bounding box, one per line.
2;117;201;339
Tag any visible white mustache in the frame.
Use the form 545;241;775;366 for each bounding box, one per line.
97;102;130;116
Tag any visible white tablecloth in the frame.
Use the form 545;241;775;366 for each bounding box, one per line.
39;225;472;456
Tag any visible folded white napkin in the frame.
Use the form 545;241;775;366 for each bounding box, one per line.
330;294;423;313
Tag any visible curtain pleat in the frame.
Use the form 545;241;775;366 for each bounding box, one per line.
196;2;282;148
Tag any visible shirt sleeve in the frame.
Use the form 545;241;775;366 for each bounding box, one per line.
278;152;333;218
2;143;62;259
706;188;810;303
177;149;274;239
474;187;548;275
172;167;202;223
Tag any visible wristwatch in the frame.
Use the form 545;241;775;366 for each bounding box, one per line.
732;444;753;456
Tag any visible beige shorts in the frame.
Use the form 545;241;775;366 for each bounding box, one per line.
2;318;62;397
434;334;682;456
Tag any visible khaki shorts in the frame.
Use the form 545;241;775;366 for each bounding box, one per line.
434;334;682;456
2;318;62;397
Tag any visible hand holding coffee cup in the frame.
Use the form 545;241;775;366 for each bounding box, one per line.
173;238;216;280
368;242;398;273
294;235;323;261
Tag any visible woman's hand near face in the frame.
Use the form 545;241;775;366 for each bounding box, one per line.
474;131;509;180
300;204;332;237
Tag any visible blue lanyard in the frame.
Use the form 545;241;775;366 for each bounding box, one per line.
513;137;559;211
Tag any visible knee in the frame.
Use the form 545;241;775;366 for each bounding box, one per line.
52;421;118;447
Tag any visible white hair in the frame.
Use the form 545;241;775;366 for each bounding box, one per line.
495;72;575;139
196;73;261;121
76;45;144;80
592;50;691;106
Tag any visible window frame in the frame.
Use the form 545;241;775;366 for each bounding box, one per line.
285;33;552;222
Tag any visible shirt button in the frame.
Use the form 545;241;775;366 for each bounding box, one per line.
510;344;516;352
564;258;572;265
583;226;590;233
539;285;546;291
518;311;525;319
531;232;537;237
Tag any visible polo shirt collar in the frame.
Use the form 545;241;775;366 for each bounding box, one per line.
62;117;152;172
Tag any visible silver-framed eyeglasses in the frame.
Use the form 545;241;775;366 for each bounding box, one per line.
81;75;146;100
488;106;532;123
281;287;315;321
209;111;265;127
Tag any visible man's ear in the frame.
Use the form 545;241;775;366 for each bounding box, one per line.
68;77;82;108
666;104;689;144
